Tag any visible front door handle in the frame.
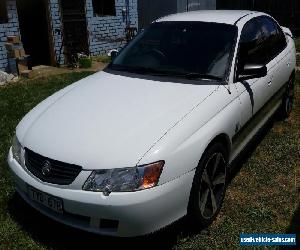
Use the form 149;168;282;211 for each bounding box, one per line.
268;80;272;86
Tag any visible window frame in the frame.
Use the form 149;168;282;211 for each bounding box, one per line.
234;15;287;83
0;0;8;24
92;0;116;17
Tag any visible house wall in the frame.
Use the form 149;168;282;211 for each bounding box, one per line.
48;0;64;64
1;0;138;70
138;0;217;30
0;0;63;71
49;0;139;59
138;0;177;29
178;0;216;12
0;0;20;71
86;0;138;56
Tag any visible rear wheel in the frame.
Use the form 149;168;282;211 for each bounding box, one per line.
188;143;228;227
278;76;295;119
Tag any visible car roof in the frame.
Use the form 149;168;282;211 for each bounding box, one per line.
156;10;262;25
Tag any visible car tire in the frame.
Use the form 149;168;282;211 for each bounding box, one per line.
278;75;295;119
188;143;228;228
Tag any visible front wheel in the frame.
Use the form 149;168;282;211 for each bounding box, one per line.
278;76;295;119
188;143;228;227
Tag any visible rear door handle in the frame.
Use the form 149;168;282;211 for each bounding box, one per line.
268;80;272;86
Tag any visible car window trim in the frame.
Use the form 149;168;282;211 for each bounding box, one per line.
223;27;239;84
233;17;261;83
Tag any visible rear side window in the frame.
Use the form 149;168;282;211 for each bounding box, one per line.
257;16;287;61
238;16;287;70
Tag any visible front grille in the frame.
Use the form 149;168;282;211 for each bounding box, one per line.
25;148;82;185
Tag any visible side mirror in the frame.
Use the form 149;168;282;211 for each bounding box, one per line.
107;49;119;60
237;64;267;81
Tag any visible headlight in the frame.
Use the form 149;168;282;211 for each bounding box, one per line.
12;135;22;165
83;161;164;195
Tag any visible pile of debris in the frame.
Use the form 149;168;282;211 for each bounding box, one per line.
0;70;16;86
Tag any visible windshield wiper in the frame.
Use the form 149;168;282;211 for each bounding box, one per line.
129;69;223;81
110;65;222;81
178;73;223;81
110;65;169;76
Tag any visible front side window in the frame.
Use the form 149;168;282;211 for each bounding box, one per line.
92;0;116;16
0;0;8;24
109;21;238;82
238;18;265;69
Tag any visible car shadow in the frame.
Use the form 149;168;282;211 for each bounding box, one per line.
227;114;276;183
7;116;280;249
229;115;300;248
241;80;254;115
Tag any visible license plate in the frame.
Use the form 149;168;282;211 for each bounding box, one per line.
28;186;63;214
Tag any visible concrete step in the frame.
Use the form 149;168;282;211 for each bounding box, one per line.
20;70;34;79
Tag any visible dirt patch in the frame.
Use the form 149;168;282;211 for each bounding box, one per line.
21;61;107;80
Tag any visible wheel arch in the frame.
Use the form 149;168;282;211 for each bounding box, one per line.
187;133;230;222
204;133;231;162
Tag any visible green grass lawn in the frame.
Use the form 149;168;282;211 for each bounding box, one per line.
93;55;112;64
0;72;299;249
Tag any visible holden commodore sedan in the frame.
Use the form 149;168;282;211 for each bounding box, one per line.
8;10;296;237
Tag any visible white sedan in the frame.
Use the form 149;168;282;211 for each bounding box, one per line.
8;10;296;237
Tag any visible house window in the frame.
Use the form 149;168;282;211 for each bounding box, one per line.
92;0;116;16
0;0;8;23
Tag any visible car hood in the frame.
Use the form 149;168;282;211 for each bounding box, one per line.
18;71;217;169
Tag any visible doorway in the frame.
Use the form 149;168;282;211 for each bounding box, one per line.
16;0;54;66
60;0;89;64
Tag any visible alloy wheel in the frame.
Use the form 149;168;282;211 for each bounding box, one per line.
198;152;227;219
285;82;295;116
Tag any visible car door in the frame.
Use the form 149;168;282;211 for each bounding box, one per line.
257;16;290;96
234;17;278;128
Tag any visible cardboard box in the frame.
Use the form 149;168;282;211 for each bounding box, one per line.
18;60;28;72
19;49;26;57
7;36;20;44
5;43;23;51
7;49;21;58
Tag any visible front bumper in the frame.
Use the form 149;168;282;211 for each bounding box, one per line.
7;148;194;237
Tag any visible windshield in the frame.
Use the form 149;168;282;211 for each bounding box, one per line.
108;21;237;81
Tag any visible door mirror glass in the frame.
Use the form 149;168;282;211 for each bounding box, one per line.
238;64;267;81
